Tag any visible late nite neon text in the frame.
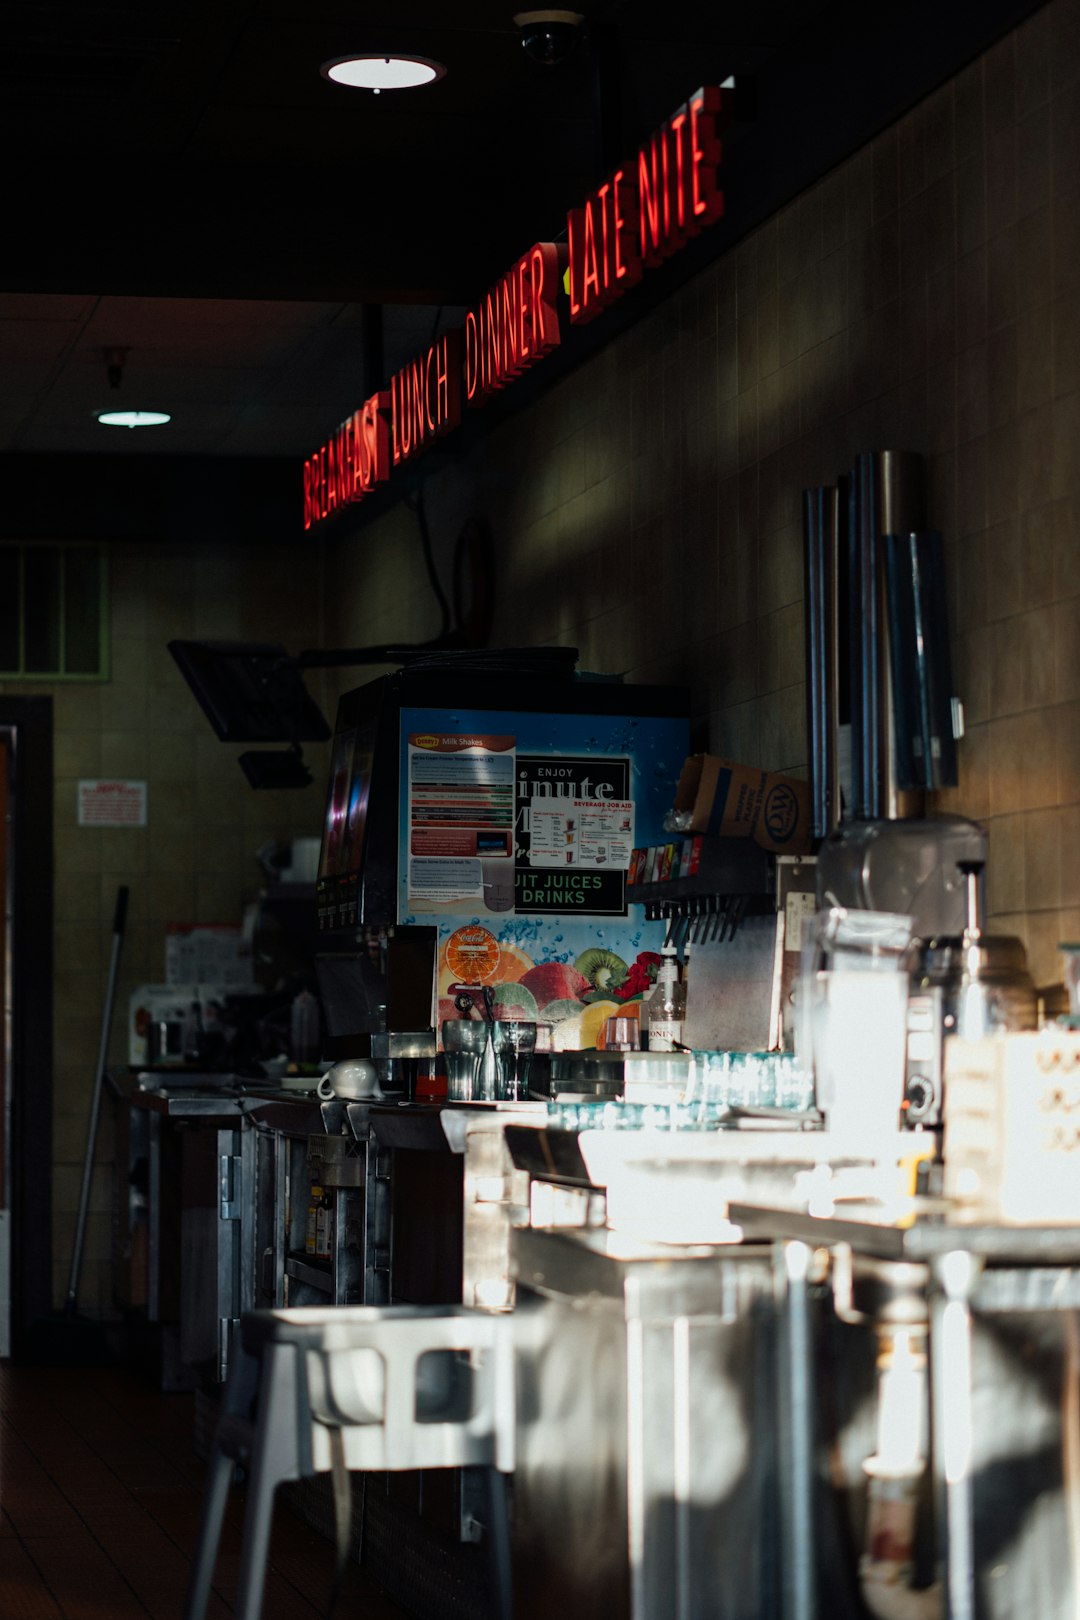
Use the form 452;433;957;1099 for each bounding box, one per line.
568;87;729;323
303;83;728;530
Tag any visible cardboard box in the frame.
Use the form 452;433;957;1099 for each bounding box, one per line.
945;1031;1080;1223
674;755;811;855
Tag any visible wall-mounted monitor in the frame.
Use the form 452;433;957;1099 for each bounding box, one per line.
168;639;331;743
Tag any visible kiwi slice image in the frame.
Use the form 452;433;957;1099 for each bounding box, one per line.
574;947;629;992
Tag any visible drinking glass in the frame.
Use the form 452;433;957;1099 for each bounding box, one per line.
492;1019;536;1101
442;1019;493;1102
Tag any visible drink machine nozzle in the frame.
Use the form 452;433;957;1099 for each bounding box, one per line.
957;858;984;940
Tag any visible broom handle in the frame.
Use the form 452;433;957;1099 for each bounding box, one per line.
65;886;128;1316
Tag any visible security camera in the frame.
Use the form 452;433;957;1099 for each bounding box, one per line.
513;9;584;66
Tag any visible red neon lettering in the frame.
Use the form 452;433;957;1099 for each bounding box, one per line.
424;348;437;433
531;244;550;343
358;406;373;488
516;257;531;360
670;108;688;233
466;251;556;399
596;180;611;292
443;332;461;430
689;87;725;225
409;359;425;450
501;275;519;377
465;310;479;402
484;290;501;390
568;203;603;324
435;336;449;426
582;198;600;310
531;245;556;350
638;139;661;265
567;209;582;319
302;387;394;527
362;390;391;484
398;372;412;462
326;439;338;515
336;424;350;506
354;408;372;489
612;171;641;286
661;126;671;240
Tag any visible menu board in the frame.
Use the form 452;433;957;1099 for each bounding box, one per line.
406;733;515;913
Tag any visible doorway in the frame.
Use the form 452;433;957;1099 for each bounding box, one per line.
0;698;53;1360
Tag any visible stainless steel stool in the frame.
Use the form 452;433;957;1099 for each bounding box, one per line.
183;1304;514;1620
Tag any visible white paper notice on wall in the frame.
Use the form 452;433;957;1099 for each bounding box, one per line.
78;779;148;828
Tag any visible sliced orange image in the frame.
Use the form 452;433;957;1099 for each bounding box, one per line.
443;925;502;986
493;941;535;983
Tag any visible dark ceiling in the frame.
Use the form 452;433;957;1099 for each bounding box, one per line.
0;0;1047;487
3;0;851;303
1;0;1043;305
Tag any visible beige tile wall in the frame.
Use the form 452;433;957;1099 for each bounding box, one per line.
326;0;1080;993
8;537;328;1315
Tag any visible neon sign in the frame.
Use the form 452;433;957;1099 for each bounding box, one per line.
569;87;729;322
391;331;461;467
303;83;729;530
303;390;391;532
466;243;562;404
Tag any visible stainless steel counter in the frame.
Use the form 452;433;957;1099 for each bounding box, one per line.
510;1223;779;1620
729;1199;1080;1264
728;1197;1080;1620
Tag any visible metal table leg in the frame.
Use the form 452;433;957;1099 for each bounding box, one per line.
776;1238;815;1620
930;1249;980;1620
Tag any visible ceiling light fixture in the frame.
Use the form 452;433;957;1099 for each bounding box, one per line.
96;409;172;429
320;54;445;93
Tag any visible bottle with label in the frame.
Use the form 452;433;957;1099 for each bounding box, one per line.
305;1185;321;1256
306;1184;333;1260
645;945;686;1051
315;1187;333;1261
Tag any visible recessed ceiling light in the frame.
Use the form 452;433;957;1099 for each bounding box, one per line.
96;410;172;428
320;54;445;93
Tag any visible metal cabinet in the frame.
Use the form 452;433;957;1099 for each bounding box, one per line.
179;1120;256;1382
249;1098;372;1316
510;1225;781;1620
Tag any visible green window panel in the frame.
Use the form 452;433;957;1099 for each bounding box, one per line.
0;544;109;681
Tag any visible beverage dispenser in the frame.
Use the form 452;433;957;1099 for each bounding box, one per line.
313;651;690;1073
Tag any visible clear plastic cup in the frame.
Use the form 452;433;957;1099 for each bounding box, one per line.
442;1020;493;1102
491;1019;536;1101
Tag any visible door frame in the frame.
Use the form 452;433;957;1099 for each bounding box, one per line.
0;698;53;1359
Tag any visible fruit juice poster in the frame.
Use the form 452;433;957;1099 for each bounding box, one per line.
399;705;687;1049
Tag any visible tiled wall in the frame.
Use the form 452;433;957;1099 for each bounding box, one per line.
327;0;1080;992
15;538;327;1315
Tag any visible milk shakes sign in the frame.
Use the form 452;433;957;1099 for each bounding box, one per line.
302;85;731;531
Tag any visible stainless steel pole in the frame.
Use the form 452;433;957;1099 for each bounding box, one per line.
776;1238;816;1620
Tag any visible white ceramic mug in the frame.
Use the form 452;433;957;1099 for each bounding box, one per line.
316;1060;382;1101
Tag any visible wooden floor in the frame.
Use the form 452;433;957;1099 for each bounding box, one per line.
0;1363;407;1619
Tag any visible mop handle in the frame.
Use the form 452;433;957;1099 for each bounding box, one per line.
65;885;128;1315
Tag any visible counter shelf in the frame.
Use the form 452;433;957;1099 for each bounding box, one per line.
727;1199;1080;1266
